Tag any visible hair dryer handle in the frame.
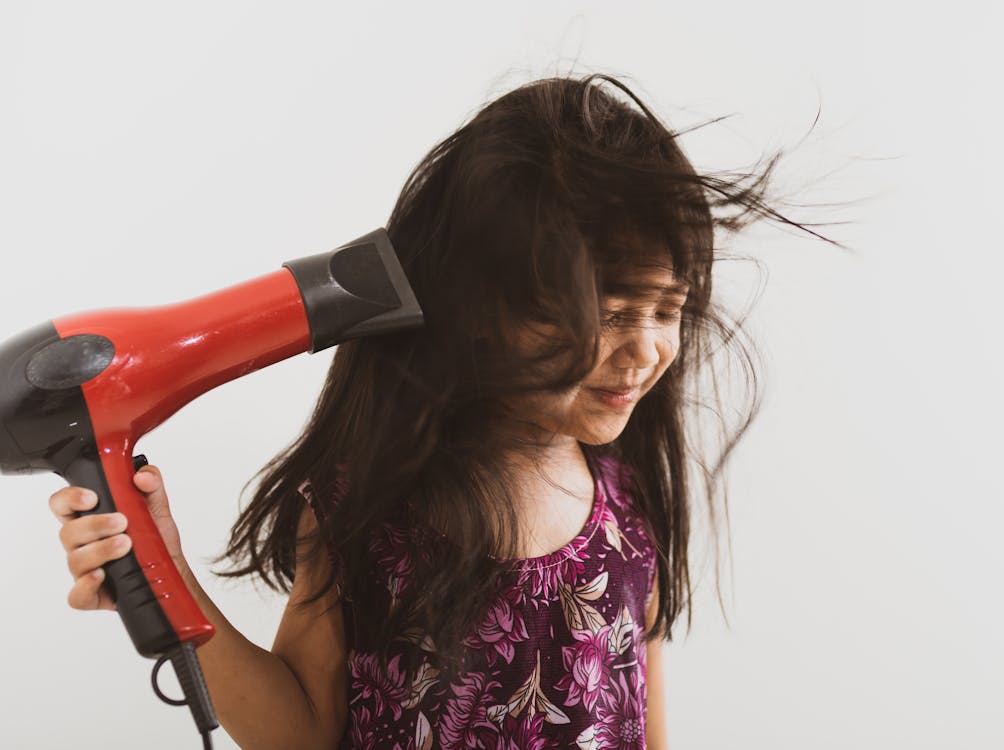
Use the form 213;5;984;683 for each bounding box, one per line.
62;452;214;659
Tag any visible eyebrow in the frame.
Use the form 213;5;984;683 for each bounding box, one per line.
603;280;691;299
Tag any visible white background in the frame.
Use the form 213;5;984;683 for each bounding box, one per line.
1;2;1001;748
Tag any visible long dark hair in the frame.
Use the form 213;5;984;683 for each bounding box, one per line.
214;72;842;671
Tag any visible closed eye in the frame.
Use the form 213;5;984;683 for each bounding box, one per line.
600;308;682;328
601;310;628;328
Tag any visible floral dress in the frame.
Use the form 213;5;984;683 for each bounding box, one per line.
299;448;658;749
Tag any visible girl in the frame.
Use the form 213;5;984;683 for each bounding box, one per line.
49;73;835;748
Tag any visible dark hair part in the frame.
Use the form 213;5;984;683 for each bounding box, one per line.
213;73;843;675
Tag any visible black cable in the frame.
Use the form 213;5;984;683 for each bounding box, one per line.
150;642;219;749
151;655;187;706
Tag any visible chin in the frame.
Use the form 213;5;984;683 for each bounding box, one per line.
575;419;631;446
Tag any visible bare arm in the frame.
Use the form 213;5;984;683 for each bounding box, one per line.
268;503;350;746
180;507;349;750
177;572;345;749
645;575;669;749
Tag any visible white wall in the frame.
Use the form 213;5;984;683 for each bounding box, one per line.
0;2;999;748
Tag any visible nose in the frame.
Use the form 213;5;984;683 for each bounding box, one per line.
611;325;661;371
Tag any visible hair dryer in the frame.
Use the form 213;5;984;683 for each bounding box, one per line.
0;227;422;746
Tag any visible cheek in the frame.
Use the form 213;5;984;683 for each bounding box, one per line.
658;330;681;365
593;333;626;370
517;387;581;426
640;331;680;388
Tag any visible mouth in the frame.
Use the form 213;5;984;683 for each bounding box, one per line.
586;385;642;409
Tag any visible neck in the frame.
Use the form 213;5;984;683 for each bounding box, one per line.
500;433;591;501
496;432;597;559
493;411;575;464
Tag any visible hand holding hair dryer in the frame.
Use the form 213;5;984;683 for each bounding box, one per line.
0;228;422;747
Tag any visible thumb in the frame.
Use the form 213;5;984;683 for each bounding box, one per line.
133;466;171;516
131;465;185;564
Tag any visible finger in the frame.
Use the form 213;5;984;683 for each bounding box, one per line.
67;567;117;611
57;512;128;552
48;487;99;525
133;466;174;521
133;466;170;513
66;534;133;580
133;465;163;495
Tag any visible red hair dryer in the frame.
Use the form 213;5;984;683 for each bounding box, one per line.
0;228;421;747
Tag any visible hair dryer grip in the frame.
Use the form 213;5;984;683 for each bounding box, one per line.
63;449;214;658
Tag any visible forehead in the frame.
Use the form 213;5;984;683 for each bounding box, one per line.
601;265;690;300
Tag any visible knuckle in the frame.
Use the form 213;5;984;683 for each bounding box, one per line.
66;548;86;578
47;489;68;514
66;584;88;610
57;524;73;548
59;517;95;549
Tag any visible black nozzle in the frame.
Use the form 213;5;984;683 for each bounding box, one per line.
282;228;423;353
0;321;101;476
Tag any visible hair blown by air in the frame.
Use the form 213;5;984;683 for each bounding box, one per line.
213;72;841;673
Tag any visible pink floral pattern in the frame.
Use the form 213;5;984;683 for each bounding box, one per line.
302;449;658;748
439;672;504;748
554;624;617;712
461;583;530;666
516;550;588;604
373;521;417;606
595;670;647;750
494;712;562;750
351;652;410;721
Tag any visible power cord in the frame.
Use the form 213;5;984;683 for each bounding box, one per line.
152;641;218;749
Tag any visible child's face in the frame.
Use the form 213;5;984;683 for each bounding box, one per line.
512;265;689;446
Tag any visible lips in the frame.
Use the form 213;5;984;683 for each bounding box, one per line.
589;384;642;395
586;385;642;408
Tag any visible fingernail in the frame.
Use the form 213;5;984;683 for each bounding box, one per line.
109;513;127;530
114;535;131;550
91;568;105;581
81;490;98;506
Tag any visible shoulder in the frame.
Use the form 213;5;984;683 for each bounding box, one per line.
297;467;350;523
589;448;658;592
590;449;641;512
296;471;353;574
